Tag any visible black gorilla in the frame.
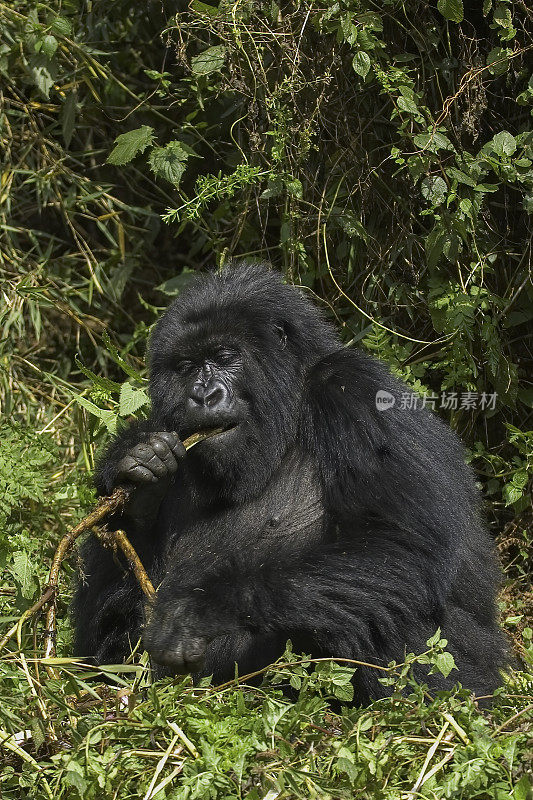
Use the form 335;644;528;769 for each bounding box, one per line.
74;262;505;700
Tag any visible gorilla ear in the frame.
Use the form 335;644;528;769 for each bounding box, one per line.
274;323;287;349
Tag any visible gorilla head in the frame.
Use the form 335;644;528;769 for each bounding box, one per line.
148;263;339;499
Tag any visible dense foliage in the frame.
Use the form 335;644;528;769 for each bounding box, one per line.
0;0;531;797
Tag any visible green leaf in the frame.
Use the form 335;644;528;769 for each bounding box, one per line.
437;0;464;22
486;46;511;76
490;131;517;157
421;176;447;205
107;126;155;166
503;482;523;506
352;51;371;78
60;91;77;148
50;15;72;36
75;395;117;433
493;3;513;28
12;551;38;599
513;775;532;800
41;34;58;59
191;45;226;76
435;652;456;677
426;628;442;647
118;382;149;417
28;54;56;99
189;0;221;16
413;131;454;152
149;141;189;186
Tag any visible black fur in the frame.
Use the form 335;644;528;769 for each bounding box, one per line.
73;262;505;700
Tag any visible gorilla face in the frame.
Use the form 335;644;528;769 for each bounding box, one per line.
147;265;338;499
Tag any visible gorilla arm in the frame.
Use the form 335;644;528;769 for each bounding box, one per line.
73;421;185;662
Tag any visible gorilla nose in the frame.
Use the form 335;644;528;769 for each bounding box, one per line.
189;380;229;410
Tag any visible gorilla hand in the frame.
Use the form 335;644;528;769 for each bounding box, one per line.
143;598;210;674
116;431;185;485
115;432;186;525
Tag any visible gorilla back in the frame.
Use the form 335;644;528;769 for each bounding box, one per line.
73;262;505;701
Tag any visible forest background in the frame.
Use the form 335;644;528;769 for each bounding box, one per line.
0;1;532;798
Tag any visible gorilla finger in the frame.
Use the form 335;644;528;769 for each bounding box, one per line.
156;431;186;459
123;463;158;483
135;452;167;478
129;442;156;465
149;435;180;473
117;455;154;484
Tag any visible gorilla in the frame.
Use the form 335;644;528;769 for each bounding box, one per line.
73;262;505;701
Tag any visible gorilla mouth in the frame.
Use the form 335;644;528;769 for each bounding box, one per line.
190;421;240;444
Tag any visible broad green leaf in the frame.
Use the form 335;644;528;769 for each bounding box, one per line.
107;126;155;166
191;45;226;76
493;3;513;28
149;141;189;186
486;46;511;76
503;482;523;505
352;51;371;78
426;628;442;647
490;130;517;157
437;0;464;22
119;382;149;417
156;269;196;297
414;131;454;152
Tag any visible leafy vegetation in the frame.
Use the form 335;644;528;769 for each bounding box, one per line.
0;0;531;797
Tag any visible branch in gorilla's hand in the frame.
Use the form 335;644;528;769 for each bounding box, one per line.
0;429;222;666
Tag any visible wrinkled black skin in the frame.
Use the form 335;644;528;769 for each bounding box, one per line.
73;262;505;701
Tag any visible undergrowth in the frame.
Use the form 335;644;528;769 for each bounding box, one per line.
0;0;532;796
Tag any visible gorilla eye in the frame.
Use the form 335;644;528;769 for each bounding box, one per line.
214;347;238;365
175;358;192;374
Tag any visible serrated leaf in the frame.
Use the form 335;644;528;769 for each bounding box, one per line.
352;51;371;78
107;126;155;166
12;551;38;599
28;54;56;99
119;382;149;417
435;652;456;677
75;395;117;433
437;0;464;22
51;16;72;36
149;141;189;186
191;45;226;76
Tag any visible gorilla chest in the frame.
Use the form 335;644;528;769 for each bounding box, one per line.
162;455;327;556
